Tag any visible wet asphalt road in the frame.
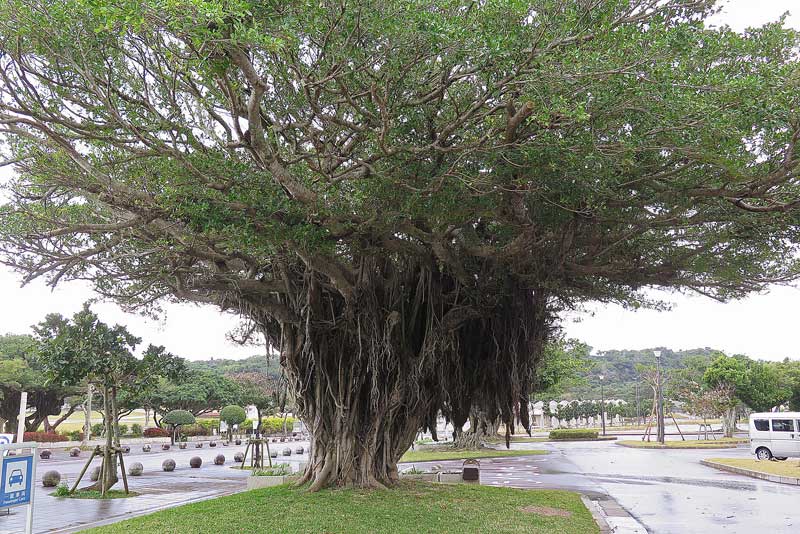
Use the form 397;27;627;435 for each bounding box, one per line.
525;440;799;533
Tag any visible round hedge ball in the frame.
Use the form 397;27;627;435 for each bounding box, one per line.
39;449;51;459
233;452;244;462
162;458;176;472
142;444;151;452
90;466;102;482
42;470;61;488
128;462;143;476
214;454;225;465
189;456;202;468
69;447;80;457
162;444;170;451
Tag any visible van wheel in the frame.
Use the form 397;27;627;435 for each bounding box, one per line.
755;447;773;460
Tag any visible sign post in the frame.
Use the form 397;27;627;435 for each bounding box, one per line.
0;441;37;534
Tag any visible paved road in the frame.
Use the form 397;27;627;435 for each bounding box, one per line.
508;440;799;533
0;440;309;533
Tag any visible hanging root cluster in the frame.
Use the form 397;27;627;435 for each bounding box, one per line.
245;256;552;490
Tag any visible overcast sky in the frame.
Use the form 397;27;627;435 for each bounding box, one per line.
0;0;799;361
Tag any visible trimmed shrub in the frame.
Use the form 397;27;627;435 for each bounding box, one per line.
131;423;143;437
42;470;61;487
162;459;176;472
261;416;296;435
189;456;202;468
23;432;68;443
214;454;225;465
90;423;105;437
66;430;83;442
549;429;599;440
143;427;170;438
180;424;209;437
220;406;247;434
118;424;129;436
128;462;144;476
196;418;219;432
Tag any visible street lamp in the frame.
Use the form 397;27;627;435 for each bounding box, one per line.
654;350;665;444
599;374;606;437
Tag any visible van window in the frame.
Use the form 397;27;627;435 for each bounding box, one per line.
753;419;769;431
771;419;794;432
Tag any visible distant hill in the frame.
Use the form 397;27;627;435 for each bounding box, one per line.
562;347;720;402
189;354;282;377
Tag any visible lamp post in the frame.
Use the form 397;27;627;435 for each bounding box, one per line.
599;374;606;437
654;350;665;444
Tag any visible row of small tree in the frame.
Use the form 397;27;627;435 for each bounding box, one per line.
544;400;635;428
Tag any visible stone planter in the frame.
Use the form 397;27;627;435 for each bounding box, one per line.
189;456;202;468
400;472;438;482
436;471;463;484
214;454;225;465
246;475;289;490
162;459;176;472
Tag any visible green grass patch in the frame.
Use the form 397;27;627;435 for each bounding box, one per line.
53;489;138;499
400;447;547;463
617;438;746;449
705;458;800;477
81;481;596;534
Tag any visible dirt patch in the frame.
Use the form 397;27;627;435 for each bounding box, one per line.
520;505;572;517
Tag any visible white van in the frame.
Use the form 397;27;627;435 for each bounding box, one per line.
749;412;800;460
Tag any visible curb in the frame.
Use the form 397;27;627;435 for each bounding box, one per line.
701;459;800;486
616;442;741;450
550;437;618;442
581;494;648;533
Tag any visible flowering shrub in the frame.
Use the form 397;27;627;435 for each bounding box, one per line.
24;432;68;442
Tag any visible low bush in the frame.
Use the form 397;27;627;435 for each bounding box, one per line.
66;430;84;442
118;424;129;436
91;423;105;437
24;431;68;443
130;423;143;437
261;416;296;435
181;424;210;437
143;427;170;438
196;418;219;432
548;429;599;440
252;463;292;477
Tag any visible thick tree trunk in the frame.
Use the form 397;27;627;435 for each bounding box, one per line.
257;263;550;490
722;407;737;438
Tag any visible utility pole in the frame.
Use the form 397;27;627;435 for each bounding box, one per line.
655;350;665;444
599;374;606;436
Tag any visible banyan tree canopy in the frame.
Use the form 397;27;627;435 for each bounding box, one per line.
0;0;799;488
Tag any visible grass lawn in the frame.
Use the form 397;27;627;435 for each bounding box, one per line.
401;447;547;463
617;438;746;449
82;482;597;534
705;458;800;478
54;489;138;499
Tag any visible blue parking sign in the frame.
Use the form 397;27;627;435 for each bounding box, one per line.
0;454;33;508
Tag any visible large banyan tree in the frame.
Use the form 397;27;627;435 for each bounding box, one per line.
1;1;800;488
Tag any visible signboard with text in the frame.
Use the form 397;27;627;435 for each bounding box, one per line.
0;453;33;508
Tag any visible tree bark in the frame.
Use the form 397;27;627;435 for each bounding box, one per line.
83;384;93;445
87;387;118;493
